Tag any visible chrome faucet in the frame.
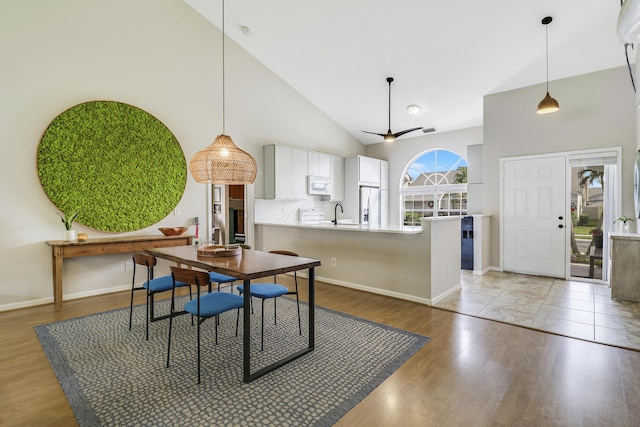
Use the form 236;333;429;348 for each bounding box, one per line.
332;203;343;225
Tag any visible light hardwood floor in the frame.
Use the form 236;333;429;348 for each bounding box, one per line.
1;278;640;426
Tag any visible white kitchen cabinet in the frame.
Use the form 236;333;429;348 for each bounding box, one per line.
292;148;308;199
308;151;331;177
359;155;381;186
381;189;389;225
264;144;308;200
380;159;389;190
329;155;344;201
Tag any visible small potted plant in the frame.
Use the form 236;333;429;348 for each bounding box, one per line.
590;227;604;248
614;215;635;234
57;210;80;241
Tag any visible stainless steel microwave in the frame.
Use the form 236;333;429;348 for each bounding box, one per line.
307;175;331;195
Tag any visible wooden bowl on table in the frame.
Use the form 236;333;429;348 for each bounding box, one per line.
158;227;189;236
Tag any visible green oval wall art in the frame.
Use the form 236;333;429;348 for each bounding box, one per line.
37;101;187;232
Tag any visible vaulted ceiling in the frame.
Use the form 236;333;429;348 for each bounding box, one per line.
186;0;633;145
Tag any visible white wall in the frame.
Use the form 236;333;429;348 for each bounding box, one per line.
0;0;362;310
365;126;483;226
483;66;636;269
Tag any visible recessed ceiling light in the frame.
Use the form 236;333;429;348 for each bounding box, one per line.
407;104;421;115
240;25;251;35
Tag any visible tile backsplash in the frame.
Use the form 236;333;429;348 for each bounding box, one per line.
254;199;339;224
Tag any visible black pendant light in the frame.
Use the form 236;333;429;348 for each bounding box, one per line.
537;16;560;114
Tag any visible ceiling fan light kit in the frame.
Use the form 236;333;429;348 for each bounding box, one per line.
537;16;559;115
362;77;423;142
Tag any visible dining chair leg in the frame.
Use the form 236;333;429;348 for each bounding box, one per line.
273;298;278;324
128;285;135;330
235;308;240;336
149;293;156;321
197;315;201;384
166;288;175;369
214;315;219;345
145;291;151;341
261;299;265;351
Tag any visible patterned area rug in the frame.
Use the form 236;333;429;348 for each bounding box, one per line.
35;296;429;426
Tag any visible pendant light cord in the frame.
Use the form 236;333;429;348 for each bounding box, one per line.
221;0;226;134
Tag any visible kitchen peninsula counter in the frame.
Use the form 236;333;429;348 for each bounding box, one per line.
255;217;461;305
254;221;422;234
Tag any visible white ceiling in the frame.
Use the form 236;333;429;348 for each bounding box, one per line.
185;0;633;145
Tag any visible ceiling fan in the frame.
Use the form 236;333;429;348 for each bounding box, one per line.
362;77;422;142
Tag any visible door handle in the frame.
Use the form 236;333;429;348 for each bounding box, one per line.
558;224;564;228
558;216;563;220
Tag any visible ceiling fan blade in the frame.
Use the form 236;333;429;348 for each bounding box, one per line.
361;130;388;137
392;127;423;138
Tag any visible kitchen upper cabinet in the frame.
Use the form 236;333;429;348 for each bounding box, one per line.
264;144;308;200
329;155;344;201
380;159;389;190
308;151;331;177
265;144;344;200
292;148;308;199
358;155;381;186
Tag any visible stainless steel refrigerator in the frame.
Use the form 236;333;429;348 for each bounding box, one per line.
360;186;380;225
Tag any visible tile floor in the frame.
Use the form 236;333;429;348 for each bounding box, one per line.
434;271;640;351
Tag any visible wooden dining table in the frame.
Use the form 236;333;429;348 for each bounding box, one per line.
145;245;321;383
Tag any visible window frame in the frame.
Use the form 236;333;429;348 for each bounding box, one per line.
400;149;468;226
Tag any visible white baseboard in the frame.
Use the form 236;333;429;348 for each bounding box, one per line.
295;271;433;305
0;284;130;313
0;297;54;312
430;283;462;305
2;269;473;313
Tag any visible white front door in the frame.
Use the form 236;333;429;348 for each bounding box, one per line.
502;156;567;278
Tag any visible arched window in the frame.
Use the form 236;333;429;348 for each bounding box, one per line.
401;149;468;226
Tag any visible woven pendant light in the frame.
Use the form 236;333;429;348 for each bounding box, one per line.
537;16;559;115
189;134;257;184
189;0;257;184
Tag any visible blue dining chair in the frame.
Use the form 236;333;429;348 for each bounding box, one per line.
209;271;238;293
128;253;191;340
166;266;244;384
237;250;302;351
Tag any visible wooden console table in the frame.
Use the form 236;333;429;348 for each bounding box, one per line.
46;235;193;311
